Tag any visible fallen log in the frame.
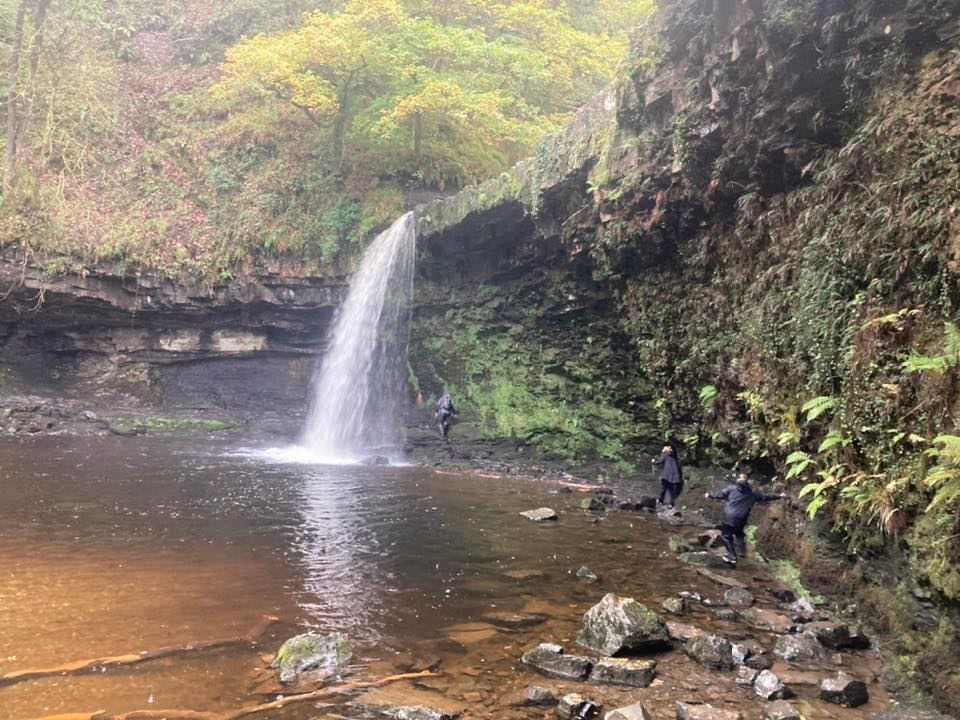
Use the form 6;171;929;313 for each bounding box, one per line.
4;615;279;688
28;670;438;720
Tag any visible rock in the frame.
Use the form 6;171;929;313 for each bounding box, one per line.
786;598;816;623
736;666;759;687
679;591;702;603
578;594;671;655
605;703;654;720
739;608;795;634
754;670;794;700
745;652;774;671
361;455;390;466
763;700;801;720
803;621;852;649
82;410;98;421
675;702;742;720
577;566;600;583
773;632;828;665
636;495;657;510
272;632;352;684
820;672;868;707
847;624;871;649
589;657;656;687
581;497;606;511
443;622;498;645
869;705;951;720
521;643;593;681
685;633;735;670
712;608;737;622
666;621;704;642
679;552;730;570
558;694;600;720
481;611;548;629
669;535;694;554
697;529;724;548
504;569;546;581
662;597;687;614
521;508;558;522
391;708;460;720
723;588;754;607
618;501;639;511
523;686;557;706
771;589;797;603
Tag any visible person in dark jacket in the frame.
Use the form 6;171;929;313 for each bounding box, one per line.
435;393;457;441
705;473;786;566
652;444;683;507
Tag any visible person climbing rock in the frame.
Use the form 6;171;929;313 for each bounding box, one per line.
435;392;457;441
653;443;683;507
704;473;786;566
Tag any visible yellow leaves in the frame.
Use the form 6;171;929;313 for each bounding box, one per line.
345;0;407;29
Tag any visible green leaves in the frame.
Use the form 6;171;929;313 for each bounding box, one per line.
801;395;836;423
902;322;960;374
699;384;717;411
785;450;814;479
817;431;851;453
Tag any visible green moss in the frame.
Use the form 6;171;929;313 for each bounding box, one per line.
105;416;236;434
771;559;827;605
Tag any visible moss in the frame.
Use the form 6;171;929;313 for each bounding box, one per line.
106;416;236;434
771;559;827;605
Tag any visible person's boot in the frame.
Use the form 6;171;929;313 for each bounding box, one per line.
736;538;748;559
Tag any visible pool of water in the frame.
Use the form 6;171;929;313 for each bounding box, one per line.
0;436;887;720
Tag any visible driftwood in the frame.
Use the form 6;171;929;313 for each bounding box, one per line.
4;615;279;688
696;567;749;589
28;670;438;720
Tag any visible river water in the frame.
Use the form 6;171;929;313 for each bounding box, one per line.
0;436;887;720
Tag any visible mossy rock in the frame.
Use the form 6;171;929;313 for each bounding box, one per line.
272;632;352;684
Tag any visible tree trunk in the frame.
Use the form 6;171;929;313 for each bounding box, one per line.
4;0;28;193
20;0;51;144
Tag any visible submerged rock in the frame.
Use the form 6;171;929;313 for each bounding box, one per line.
679;552;730;570
521;643;593;680
763;701;801;720
676;702;743;720
666;621;704;642
481;611;548;629
521;508;558;522
753;670;794;700
577;593;671;655
589;657;656;687
605;703;654;720
662;597;687;614
581;497;606;511
739;608;795;634
272;632;352;684
773;632;828;665
577;566;600;583
820;672;868;707
685;633;735;670
390;708;461;720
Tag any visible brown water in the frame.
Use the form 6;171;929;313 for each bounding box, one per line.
0;437;888;720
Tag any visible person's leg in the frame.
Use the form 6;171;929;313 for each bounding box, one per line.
735;522;748;559
664;481;676;507
720;523;738;564
658;479;668;505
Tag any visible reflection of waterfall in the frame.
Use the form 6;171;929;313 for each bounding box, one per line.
301;213;416;462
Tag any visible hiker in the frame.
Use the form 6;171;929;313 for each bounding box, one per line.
435;393;457;441
652;444;683;507
704;472;786;566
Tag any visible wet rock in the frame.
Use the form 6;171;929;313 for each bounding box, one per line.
675;702;743;720
666;621;704;642
669;536;695;554
657;506;684;524
578;594;671;655
773;632;828;665
523;686;557;706
577;566;600;583
443;622;498;645
697;529;724;548
272;632;352;684
361;455;390;466
745;652;774;671
521;508;558;522
739;608;795;634
589;657;656;687
605;703;654;720
803;621;853;649
754;670;794;700
736;666;759;687
820;672;868;707
521;643;593;681
618;501;639;511
679;552;730;570
685;633;735;670
391;707;461;720
504;569;546;581
679;590;702;603
869;706;951;720
558;694;600;720
636;495;657;510
771;589;797;603
581;497;606;512
764;701;801;720
481;611;548;630
662;597;687;614
723;588;754;608
785;598;816;623
847;625;871;649
712;608;737;622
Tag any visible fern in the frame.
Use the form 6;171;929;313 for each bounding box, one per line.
802;396;836;423
699;384;717;411
785;450;814;479
818;431;851;453
903;322;960;374
924;434;960;513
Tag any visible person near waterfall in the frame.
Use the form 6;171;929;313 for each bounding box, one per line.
652;444;683;508
435;393;457;441
704;473;786;566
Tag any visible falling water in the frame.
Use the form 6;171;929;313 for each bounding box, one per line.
301;212;416;462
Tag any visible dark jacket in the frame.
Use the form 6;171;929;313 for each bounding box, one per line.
709;480;780;526
436;394;456;415
654;450;683;485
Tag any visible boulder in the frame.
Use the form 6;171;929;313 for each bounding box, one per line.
679;552;730;570
523;686;557;706
738;608;795;634
685;633;735;670
589;657;656;687
723;588;754;607
662;597;687;614
736;666;759;687
521;508;558;522
577;594;671;655
763;701;801;720
773;632;828;665
558;694;600;720
581;497;606;511
785;598;817;623
745;652;774;671
753;670;794;700
697;529;724;548
522;643;593;681
803;621;851;649
669;536;695;554
675;702;742;720
272;632;352;684
712;608;738;622
577;566;600;583
605;703;654;720
820;672;868;707
391;708;460;720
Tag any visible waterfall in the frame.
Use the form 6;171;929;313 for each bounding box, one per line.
301;212;416;462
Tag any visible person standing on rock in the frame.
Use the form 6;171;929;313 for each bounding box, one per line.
435;392;457;441
704;473;786;566
653;443;683;507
